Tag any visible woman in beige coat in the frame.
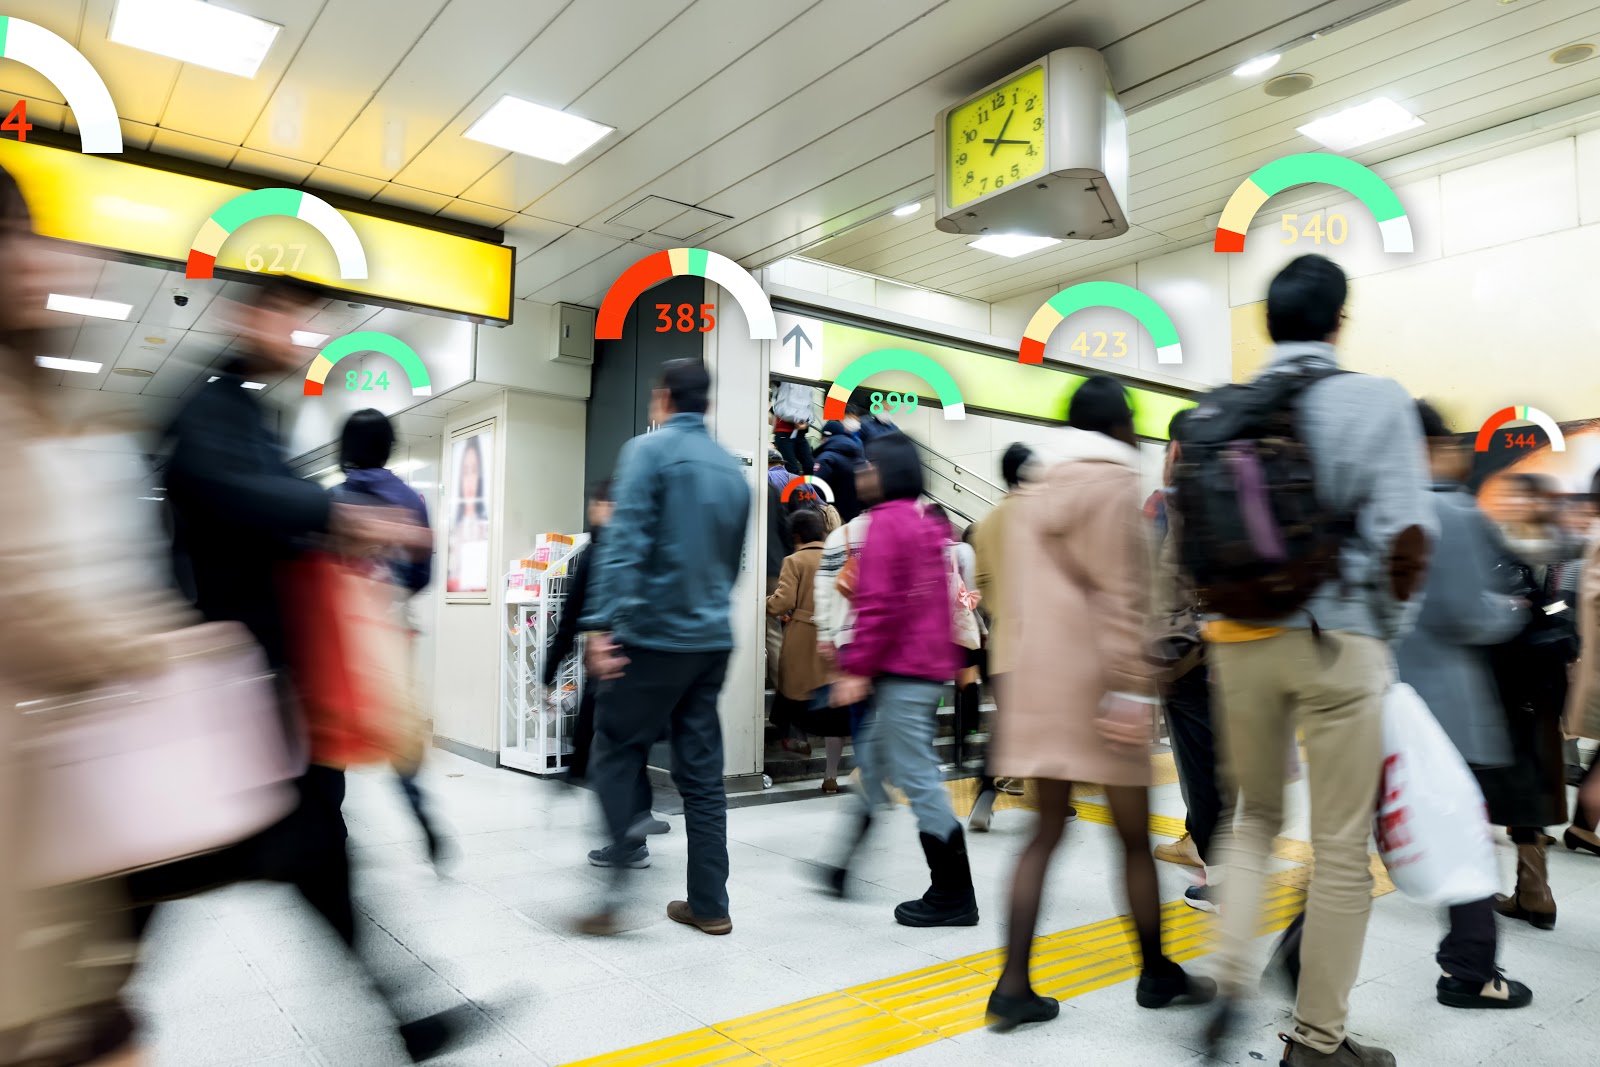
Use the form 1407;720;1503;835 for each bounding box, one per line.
1563;470;1600;857
986;377;1214;1030
767;509;846;788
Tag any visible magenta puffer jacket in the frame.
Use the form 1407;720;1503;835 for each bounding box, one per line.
838;499;959;683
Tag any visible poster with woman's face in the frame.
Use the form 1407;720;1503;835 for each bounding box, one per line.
446;425;493;597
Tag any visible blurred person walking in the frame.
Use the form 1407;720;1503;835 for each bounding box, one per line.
772;381;814;475
924;502;984;772
986;378;1215;1030
577;360;749;936
767;508;849;792
966;443;1046;832
130;276;455;1062
1393;402;1532;1008
1563;466;1600;859
813;462;878;754
1184;256;1432;1067
811;421;866;523
0;163;194;1067
818;433;978;927
335;408;449;869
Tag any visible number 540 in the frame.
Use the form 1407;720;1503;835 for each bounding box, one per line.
1280;212;1347;245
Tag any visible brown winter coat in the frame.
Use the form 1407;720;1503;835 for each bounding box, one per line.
1566;534;1600;740
989;429;1155;785
766;542;829;700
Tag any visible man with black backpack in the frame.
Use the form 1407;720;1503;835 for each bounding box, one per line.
1176;255;1432;1067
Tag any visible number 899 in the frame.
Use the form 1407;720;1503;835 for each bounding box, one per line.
869;391;918;416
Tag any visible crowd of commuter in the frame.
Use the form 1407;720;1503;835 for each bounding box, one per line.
5;119;1600;1067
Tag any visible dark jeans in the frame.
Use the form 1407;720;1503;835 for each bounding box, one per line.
1165;663;1225;862
591;647;731;917
1437;896;1498;984
774;430;813;475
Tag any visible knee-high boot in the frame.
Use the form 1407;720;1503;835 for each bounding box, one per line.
894;827;979;927
1494;842;1556;929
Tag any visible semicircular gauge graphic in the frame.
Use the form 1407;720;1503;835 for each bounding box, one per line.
1019;281;1183;366
595;248;776;340
822;349;965;422
1474;406;1565;453
0;17;121;153
1215;152;1412;254
304;332;431;397
187;188;368;280
780;475;834;504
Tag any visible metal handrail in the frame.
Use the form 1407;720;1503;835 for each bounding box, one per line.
911;439;1005;496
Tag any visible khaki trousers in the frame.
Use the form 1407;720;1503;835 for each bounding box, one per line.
1210;629;1386;1055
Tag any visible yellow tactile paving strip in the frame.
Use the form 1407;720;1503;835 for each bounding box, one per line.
564;777;1397;1065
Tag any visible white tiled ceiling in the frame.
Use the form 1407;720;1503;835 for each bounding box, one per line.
810;0;1600;302
2;0;1407;314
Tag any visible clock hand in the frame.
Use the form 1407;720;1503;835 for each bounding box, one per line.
986;109;1014;156
987;137;1030;147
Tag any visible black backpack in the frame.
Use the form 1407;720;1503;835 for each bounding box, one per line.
1172;360;1351;620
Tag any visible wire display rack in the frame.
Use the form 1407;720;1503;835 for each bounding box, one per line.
498;563;583;775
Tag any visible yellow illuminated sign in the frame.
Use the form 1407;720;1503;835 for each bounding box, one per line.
0;138;513;323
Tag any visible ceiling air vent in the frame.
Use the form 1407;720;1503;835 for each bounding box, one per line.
605;195;732;244
1265;72;1315;98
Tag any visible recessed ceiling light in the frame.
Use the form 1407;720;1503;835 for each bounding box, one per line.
1233;54;1281;78
291;330;329;347
1296;97;1424;151
35;356;103;374
112;367;155;377
464;95;614;164
893;202;923;217
1551;43;1596;65
207;375;220;382
143;335;166;344
968;234;1061;257
242;381;267;390
109;0;282;78
46;293;133;320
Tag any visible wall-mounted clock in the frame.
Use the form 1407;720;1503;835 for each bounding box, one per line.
934;47;1130;241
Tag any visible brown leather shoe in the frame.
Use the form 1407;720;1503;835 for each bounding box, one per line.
1494;843;1556;929
667;900;732;935
821;777;840;794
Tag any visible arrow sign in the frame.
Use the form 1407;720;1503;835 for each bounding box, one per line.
782;323;812;368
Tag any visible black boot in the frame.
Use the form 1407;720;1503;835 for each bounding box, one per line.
818;812;873;898
895;827;980;927
952;683;979;769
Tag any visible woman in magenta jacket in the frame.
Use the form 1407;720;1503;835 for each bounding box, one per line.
819;432;977;927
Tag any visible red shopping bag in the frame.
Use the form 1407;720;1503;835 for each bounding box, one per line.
283;550;410;768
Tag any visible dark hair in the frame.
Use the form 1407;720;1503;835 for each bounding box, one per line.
1508;472;1557;497
924;501;950;527
249;273;328;311
789;507;827;544
845;401;866;417
659;358;710;414
1067;375;1134;439
1000;442;1033;489
1590;465;1600;501
339;408;395;470
1266;254;1347;342
1168;407;1196;442
1415;400;1451;439
866;432;924;502
590;478;612;503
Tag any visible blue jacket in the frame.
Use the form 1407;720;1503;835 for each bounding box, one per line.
811;432;865;522
581;413;751;652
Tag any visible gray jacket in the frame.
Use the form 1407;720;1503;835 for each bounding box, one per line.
1394;485;1527;766
581;413;751;652
1255;342;1436;641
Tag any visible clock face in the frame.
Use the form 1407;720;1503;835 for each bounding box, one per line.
946;66;1046;209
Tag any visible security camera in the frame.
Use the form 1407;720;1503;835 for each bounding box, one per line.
171;287;191;307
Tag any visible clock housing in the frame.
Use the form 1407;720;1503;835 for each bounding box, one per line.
934;48;1129;241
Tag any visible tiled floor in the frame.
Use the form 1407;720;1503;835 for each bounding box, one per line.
131;750;1600;1067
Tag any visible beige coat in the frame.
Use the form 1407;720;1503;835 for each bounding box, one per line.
1566;534;1600;740
766;543;829;699
990;429;1155;785
970;493;1017;676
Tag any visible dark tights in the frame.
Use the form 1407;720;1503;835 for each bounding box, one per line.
996;781;1171;996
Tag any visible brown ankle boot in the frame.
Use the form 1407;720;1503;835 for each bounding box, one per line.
1494;842;1556;929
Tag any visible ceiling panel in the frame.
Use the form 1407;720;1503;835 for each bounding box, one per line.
513;228;626;297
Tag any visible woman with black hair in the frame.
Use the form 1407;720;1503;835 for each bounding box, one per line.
819;433;978;927
986;376;1214;1029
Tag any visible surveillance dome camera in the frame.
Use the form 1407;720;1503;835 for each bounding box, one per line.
171;287;192;307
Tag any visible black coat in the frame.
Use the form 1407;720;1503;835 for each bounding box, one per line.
546;531;597;686
167;361;331;669
812;433;865;522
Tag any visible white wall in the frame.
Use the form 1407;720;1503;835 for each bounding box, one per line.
475;299;593;399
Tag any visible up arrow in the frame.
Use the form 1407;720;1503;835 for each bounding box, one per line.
782;323;813;367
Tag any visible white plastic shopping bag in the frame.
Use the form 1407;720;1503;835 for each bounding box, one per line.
1373;683;1499;906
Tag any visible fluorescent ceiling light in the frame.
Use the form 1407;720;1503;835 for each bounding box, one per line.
46;293;132;320
464;95;614;164
242;381;267;390
35;356;103;374
893;202;922;217
1297;97;1423;151
968;234;1061;258
207;375;220;382
1233;54;1281;78
109;0;282;78
291;330;329;348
